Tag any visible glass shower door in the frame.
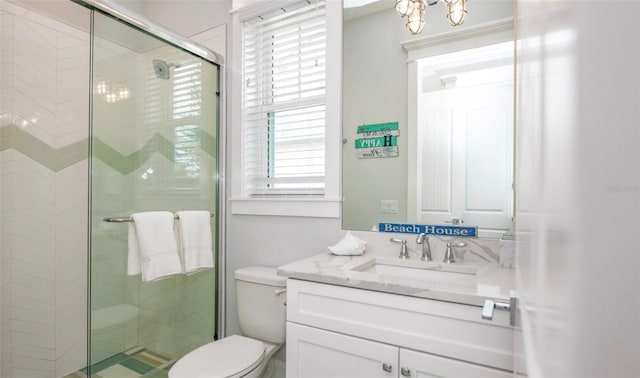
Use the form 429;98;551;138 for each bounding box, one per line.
89;11;219;377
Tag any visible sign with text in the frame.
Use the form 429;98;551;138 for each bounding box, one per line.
356;122;400;159
357;122;400;137
355;136;397;149
378;223;477;238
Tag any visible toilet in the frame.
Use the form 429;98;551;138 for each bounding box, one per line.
169;266;287;378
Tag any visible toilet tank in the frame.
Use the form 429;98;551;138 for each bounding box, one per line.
235;266;287;344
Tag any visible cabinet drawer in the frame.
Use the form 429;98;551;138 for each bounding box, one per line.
287;279;513;371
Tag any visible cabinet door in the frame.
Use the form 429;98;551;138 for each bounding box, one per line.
287;322;398;378
400;348;512;378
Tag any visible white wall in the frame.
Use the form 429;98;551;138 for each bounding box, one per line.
342;7;409;230
515;1;640;377
115;0;230;38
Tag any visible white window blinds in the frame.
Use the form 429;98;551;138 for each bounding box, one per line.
242;0;327;196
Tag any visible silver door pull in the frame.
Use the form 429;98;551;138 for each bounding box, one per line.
401;367;411;377
382;363;392;373
482;290;518;326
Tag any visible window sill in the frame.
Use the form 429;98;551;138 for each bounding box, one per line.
229;197;341;218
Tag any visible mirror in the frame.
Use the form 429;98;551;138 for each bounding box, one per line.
342;0;515;237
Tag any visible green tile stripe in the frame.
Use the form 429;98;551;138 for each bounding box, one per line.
1;124;217;174
0;124;88;171
120;357;155;374
81;353;129;375
93;130;216;175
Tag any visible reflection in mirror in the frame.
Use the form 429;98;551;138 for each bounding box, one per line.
410;42;514;233
342;0;514;237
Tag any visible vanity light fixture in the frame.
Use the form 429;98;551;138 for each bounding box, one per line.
395;0;467;35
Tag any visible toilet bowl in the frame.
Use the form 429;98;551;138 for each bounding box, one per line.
169;266;287;378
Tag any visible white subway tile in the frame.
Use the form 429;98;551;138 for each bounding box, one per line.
0;1;28;17
12;319;55;339
12;343;55;361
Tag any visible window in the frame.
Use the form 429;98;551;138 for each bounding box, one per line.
242;0;327;196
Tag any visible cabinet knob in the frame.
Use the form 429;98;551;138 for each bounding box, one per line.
382;363;392;373
401;367;411;377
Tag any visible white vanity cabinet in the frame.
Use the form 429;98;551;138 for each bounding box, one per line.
285;279;514;378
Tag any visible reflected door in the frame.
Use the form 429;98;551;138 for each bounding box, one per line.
419;82;513;231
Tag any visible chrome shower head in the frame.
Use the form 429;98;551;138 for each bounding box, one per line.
152;59;179;80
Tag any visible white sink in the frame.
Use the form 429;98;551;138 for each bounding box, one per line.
350;257;483;284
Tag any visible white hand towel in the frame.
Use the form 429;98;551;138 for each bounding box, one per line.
128;223;141;276
328;231;367;256
176;211;214;273
128;211;182;282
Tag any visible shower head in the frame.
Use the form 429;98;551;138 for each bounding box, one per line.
152;59;179;80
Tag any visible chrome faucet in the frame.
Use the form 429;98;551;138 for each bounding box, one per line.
390;238;409;259
415;233;432;261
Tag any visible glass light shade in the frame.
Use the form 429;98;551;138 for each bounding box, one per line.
442;0;457;4
447;0;467;26
406;2;425;35
395;0;414;16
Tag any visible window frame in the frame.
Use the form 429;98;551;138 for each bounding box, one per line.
229;0;341;218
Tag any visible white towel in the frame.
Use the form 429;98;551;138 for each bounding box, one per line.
128;211;182;282
328;231;367;256
175;211;214;273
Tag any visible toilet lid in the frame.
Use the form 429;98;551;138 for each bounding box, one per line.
169;335;265;378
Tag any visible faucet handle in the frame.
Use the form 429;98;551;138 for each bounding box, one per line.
447;241;467;248
443;242;455;263
390;238;409;259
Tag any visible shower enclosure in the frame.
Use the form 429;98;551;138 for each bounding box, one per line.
0;0;222;376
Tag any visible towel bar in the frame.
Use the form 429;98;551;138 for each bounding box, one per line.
103;213;214;223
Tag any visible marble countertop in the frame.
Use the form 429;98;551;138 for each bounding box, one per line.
277;248;515;307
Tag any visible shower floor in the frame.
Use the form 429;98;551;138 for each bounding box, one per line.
64;347;175;378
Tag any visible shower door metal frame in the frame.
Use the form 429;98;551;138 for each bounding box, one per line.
78;0;227;370
74;0;223;66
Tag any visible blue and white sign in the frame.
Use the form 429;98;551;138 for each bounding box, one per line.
378;223;477;238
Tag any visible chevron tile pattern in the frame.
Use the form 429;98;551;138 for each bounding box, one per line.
1;1;90;377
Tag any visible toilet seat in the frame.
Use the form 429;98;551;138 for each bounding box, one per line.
169;335;265;378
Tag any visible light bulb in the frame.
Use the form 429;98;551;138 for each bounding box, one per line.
96;81;107;94
395;0;413;17
406;1;425;35
447;0;466;26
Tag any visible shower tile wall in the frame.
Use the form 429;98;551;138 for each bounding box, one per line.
0;1;89;377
